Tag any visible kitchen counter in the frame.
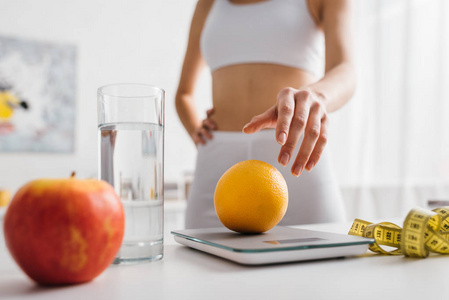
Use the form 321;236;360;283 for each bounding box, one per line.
1;220;448;300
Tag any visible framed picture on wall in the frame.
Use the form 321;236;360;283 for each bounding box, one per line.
0;35;76;152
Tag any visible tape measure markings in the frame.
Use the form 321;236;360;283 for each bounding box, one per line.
348;206;449;258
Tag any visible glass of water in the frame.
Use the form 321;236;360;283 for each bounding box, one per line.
97;83;164;264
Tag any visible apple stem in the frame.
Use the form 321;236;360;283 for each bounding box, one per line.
71;171;76;178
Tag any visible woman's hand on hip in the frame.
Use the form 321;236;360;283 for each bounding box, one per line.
191;108;217;146
242;88;328;177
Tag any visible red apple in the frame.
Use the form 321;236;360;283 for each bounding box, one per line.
3;176;124;285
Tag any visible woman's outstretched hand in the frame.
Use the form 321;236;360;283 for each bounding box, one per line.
191;108;217;146
242;88;328;177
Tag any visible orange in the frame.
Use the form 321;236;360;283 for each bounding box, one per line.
0;189;11;207
214;160;288;233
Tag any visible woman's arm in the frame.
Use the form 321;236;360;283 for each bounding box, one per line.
309;0;355;112
243;0;355;176
176;0;215;145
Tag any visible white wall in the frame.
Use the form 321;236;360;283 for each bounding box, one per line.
0;0;210;192
329;0;449;219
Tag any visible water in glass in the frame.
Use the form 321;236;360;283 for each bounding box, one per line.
99;122;163;263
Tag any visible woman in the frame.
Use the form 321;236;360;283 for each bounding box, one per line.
176;0;356;229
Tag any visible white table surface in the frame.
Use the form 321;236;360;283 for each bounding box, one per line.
1;219;448;300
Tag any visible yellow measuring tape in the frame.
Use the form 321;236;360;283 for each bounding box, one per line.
348;207;449;257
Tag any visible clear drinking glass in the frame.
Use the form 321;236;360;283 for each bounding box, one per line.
97;83;164;264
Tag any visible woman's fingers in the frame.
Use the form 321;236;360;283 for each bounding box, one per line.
193;131;206;145
291;102;324;176
274;88;296;145
242;106;277;134
305;115;328;172
193;108;217;146
206;108;215;118
202;118;216;130
278;90;310;166
243;87;329;176
192;126;211;145
200;126;213;140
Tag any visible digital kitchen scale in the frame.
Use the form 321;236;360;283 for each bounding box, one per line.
172;226;374;265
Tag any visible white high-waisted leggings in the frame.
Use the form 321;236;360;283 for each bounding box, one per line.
185;130;346;229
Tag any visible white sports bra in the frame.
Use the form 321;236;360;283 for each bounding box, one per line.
200;0;325;78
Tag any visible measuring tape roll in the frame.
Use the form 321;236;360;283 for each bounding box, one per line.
348;207;449;258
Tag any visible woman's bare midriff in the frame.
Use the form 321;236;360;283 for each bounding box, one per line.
210;64;317;131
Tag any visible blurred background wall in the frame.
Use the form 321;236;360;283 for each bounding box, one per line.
0;0;205;189
0;0;448;223
330;0;449;220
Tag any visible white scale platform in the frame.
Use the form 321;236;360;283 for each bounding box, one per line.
172;226;374;265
